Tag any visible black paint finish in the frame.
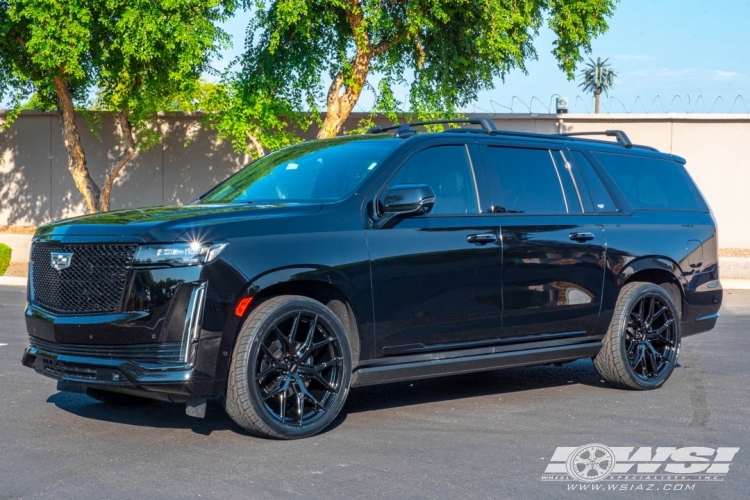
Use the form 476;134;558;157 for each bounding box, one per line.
22;131;723;400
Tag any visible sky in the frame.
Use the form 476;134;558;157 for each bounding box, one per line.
215;0;750;114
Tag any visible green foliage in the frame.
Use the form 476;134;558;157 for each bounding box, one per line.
0;0;237;145
178;78;308;158
579;56;617;95
0;243;11;276
242;0;617;123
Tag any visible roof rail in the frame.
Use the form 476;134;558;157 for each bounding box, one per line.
366;117;498;137
560;130;633;148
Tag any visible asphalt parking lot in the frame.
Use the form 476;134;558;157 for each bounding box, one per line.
0;285;748;499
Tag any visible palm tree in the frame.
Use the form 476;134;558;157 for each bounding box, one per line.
579;58;617;114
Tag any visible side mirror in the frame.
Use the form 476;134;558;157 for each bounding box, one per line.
381;184;435;216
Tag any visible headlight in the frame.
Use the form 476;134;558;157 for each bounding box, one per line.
133;242;228;267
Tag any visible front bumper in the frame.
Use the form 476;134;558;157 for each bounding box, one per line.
21;344;222;402
22;262;233;400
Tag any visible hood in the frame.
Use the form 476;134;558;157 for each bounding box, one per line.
34;203;323;243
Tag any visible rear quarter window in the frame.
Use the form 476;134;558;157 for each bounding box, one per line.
592;152;707;212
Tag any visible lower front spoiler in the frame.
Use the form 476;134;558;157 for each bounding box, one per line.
22;346;222;403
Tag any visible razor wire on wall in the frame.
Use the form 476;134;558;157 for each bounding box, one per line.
466;95;750;114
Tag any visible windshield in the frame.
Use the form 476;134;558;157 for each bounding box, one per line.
199;136;402;204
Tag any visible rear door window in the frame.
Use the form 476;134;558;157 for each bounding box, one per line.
481;146;569;214
592;152;706;212
566;151;618;213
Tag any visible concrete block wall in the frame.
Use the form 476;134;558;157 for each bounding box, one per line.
1;111;749;248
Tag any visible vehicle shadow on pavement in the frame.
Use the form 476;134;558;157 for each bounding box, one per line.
45;392;239;436
44;358;658;437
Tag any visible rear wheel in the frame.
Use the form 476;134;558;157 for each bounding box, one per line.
225;295;352;439
593;282;680;390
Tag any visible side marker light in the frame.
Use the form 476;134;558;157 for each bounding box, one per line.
235;297;253;317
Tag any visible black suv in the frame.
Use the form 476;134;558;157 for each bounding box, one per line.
22;118;722;439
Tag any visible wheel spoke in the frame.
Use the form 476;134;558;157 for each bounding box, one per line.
631;344;645;372
645;296;656;326
297;314;318;358
279;388;287;420
289;312;301;341
312;371;338;392
593;463;608;475
291;382;304;425
655;333;675;347
260;342;279;362
262;375;290;401
320;356;343;370
651;318;675;337
255;362;278;381
310;336;336;353
650;305;666;324
273;325;295;354
294;374;325;411
645;344;658;376
626;339;638;356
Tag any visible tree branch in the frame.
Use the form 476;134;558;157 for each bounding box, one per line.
246;131;265;158
99;110;139;211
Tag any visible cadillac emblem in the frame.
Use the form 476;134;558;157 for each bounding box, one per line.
50;252;74;271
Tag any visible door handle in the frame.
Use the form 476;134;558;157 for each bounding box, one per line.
569;232;595;242
467;233;498;244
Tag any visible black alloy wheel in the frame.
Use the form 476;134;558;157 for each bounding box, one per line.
254;309;345;426
593;282;681;390
225;295;352;439
624;292;678;381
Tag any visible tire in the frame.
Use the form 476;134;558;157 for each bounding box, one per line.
225;295;353;439
86;388;154;406
593;282;681;390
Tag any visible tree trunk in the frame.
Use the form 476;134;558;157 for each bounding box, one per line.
52;75;101;213
98;110;139;211
594;88;601;114
317;0;394;138
317;50;372;139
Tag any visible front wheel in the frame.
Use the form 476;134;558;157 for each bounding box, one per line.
225;295;352;439
593;282;681;390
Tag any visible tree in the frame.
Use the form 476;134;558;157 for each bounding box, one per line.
579;57;616;113
182;77;309;160
240;0;617;138
0;0;236;212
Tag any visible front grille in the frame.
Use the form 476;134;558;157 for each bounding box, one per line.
31;243;136;313
30;336;182;364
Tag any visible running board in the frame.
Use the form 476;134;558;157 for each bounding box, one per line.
353;341;602;387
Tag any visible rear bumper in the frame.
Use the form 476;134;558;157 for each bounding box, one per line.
681;313;720;337
682;279;723;337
